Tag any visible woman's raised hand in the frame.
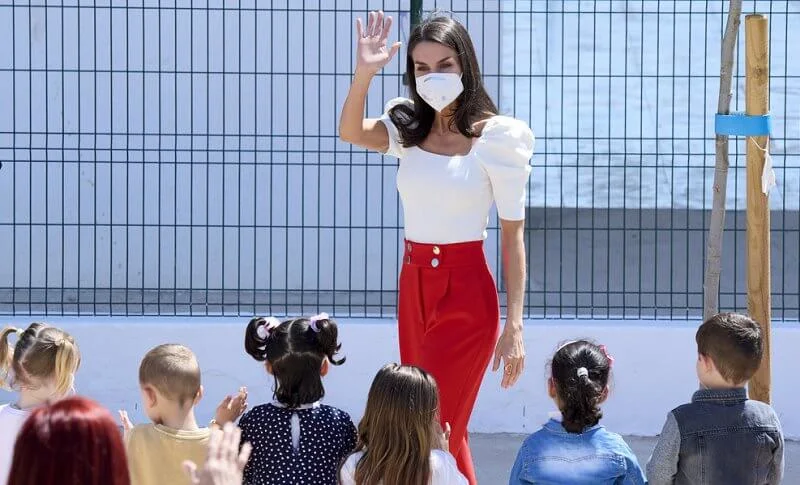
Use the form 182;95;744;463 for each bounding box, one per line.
355;10;402;75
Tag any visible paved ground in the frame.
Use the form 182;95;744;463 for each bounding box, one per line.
471;434;799;484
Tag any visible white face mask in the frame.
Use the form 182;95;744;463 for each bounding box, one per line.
415;73;464;112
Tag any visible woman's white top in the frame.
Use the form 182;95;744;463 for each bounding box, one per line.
339;449;468;485
379;97;534;244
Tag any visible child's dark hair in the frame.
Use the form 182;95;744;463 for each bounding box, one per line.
244;314;344;408
696;312;762;385
550;340;612;433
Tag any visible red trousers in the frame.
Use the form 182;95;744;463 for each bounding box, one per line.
398;240;500;485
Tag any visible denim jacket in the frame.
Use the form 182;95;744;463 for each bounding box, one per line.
509;417;646;485
646;388;784;485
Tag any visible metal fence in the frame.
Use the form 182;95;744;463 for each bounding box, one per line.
0;1;798;319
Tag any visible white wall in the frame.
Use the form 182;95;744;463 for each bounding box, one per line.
1;317;797;439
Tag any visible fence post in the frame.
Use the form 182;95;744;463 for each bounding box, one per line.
745;14;771;404
410;0;423;29
402;0;423;85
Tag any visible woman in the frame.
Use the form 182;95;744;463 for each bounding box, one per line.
339;11;532;484
8;396;130;485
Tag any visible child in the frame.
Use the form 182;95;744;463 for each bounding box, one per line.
0;323;81;485
509;340;645;484
240;313;357;485
647;313;784;485
340;363;467;485
9;396;130;485
119;344;248;485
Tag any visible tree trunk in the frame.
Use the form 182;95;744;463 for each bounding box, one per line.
704;0;743;321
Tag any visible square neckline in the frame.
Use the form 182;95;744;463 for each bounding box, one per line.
411;144;473;158
410;115;498;158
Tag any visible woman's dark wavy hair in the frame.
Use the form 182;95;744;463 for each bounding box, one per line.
550;340;611;433
389;14;497;147
245;315;344;408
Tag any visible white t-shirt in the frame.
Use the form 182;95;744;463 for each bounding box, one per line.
340;448;468;485
0;404;31;485
379;97;535;244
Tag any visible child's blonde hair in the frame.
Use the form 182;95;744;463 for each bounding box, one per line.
0;323;81;395
138;344;201;407
353;364;441;485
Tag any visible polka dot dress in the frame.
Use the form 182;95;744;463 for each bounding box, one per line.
240;402;357;485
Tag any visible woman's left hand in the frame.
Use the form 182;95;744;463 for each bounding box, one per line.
492;324;525;389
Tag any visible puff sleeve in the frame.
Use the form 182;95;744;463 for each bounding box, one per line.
473;116;535;221
377;97;413;158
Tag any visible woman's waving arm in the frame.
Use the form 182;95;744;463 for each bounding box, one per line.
339;11;402;152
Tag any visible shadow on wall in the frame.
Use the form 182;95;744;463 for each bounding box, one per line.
521;208;799;320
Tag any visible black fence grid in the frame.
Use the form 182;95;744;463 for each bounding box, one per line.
0;1;798;319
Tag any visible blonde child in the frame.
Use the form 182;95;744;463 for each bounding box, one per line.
119;344;247;485
0;323;81;485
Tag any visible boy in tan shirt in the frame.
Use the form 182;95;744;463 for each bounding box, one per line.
119;344;247;485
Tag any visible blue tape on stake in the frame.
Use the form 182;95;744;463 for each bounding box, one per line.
715;113;771;136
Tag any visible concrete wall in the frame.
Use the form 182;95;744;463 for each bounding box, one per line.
1;317;798;439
